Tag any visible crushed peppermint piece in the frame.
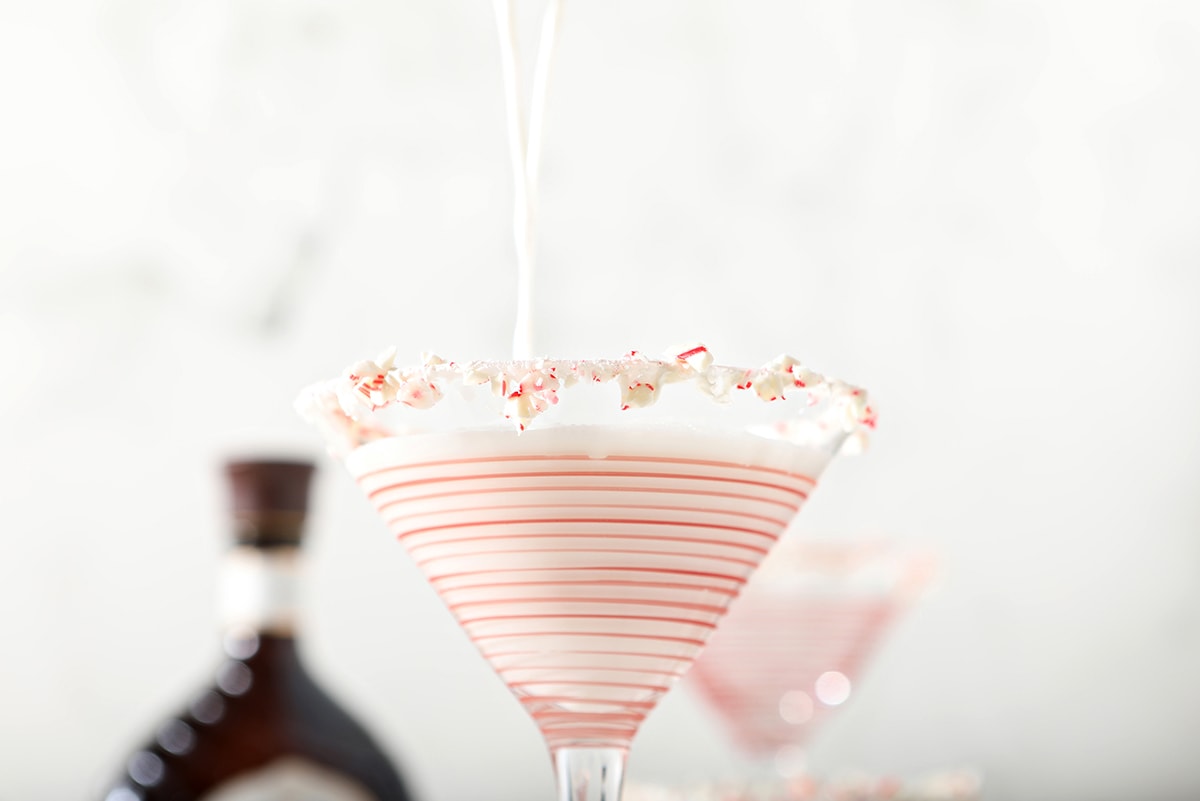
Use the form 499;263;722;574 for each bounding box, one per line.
397;379;442;409
339;348;400;414
296;344;873;446
669;343;714;372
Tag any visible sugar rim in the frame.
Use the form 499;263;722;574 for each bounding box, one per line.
296;344;875;453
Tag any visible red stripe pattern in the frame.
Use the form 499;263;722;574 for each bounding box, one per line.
687;594;898;755
351;430;820;752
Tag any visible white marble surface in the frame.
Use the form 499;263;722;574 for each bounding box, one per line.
2;1;1199;799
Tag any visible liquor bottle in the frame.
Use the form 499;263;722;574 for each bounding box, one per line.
101;459;413;801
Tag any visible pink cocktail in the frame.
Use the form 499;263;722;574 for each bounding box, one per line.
299;348;873;801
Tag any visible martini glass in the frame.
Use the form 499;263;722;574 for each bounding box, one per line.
687;540;933;774
297;349;873;801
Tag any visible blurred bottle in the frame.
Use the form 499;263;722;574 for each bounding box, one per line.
101;459;413;801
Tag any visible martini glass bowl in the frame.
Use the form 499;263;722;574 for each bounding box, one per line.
298;351;872;801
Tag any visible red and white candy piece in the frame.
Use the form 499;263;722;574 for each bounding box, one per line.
307;344;873;442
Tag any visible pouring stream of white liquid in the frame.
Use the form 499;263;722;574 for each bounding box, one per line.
493;0;565;360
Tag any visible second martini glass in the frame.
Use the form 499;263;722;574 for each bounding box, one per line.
298;347;873;801
687;540;933;774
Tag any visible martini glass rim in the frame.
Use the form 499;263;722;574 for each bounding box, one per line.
296;347;875;457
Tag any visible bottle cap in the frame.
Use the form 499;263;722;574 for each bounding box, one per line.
225;459;315;547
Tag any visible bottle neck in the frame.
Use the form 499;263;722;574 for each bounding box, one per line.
218;545;303;638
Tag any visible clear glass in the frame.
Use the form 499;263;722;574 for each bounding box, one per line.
301;356;866;801
555;748;625;801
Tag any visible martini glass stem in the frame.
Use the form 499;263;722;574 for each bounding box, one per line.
554;748;626;801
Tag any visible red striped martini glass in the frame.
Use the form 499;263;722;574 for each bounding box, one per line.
687;541;933;776
297;346;874;801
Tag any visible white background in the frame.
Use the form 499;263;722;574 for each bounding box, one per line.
2;1;1199;799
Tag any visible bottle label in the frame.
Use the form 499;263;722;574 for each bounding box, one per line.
218;547;301;635
199;756;376;801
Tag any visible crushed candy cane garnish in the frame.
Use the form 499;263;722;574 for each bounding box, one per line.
670;343;714;372
340;347;400;411
295;345;873;449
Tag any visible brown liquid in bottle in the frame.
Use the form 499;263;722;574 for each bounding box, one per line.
101;460;413;801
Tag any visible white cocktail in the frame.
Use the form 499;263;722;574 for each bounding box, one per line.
299;347;873;801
